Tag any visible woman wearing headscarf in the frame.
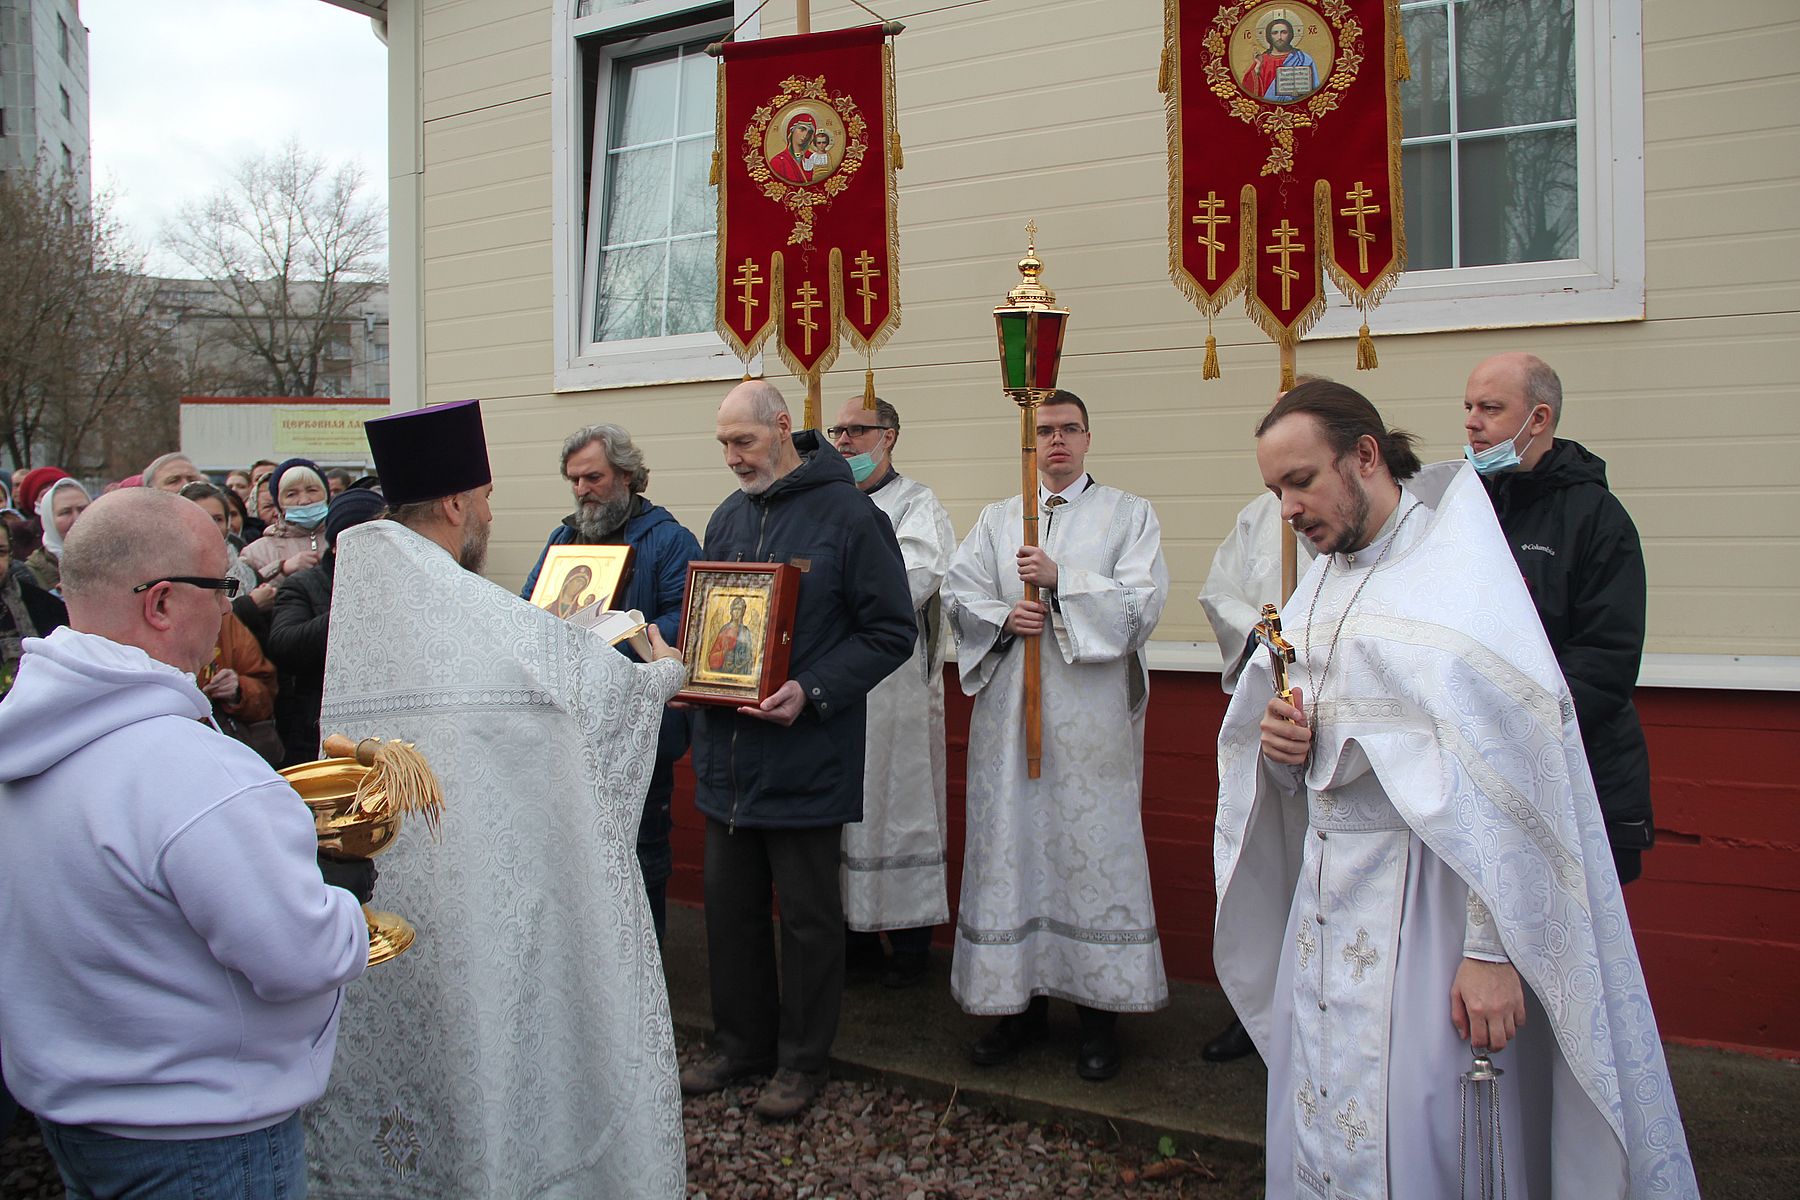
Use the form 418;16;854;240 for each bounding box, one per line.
27;476;91;595
1;517;67;700
240;458;331;585
265;486;386;766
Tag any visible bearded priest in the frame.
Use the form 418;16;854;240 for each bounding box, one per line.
1215;380;1697;1199
303;399;690;1199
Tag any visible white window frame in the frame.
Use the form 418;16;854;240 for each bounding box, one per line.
552;0;760;392
1312;0;1644;340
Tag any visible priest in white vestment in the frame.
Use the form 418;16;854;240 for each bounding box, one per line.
1216;381;1697;1199
830;398;954;987
943;390;1169;1082
304;400;690;1200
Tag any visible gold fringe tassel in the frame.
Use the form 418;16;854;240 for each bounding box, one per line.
1356;323;1378;370
890;131;903;171
1394;31;1411;81
1203;315;1220;380
863;365;877;409
1279;350;1297;392
1158;46;1171;94
709;150;721;186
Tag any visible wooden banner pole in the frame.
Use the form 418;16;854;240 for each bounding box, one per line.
1019;397;1043;779
1280;339;1298;602
796;0;817;426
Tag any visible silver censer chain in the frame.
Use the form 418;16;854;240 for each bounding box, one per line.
1459;1049;1508;1200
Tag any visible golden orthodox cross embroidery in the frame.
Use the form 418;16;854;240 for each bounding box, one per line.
791;280;823;355
850;250;881;324
1191;191;1232;281
1297;1079;1319;1129
1264;219;1305;310
1339;181;1381;274
733;259;764;329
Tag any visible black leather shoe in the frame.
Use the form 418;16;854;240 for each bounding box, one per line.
970;1011;1048;1066
881;950;931;989
1201;1017;1257;1063
1076;1032;1122;1081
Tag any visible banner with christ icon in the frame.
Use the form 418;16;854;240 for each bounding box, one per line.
1160;0;1406;383
715;23;902;385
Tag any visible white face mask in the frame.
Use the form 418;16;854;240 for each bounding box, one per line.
1464;407;1540;475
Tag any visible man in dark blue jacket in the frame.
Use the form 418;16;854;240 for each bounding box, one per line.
1464;353;1655;884
522;424;701;941
679;380;914;1122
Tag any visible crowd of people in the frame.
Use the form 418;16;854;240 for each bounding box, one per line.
0;353;1700;1198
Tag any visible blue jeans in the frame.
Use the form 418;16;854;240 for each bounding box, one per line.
40;1111;306;1199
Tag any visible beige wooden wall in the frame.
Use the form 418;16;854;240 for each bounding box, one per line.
413;0;1800;661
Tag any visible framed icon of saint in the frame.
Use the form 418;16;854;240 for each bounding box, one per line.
674;561;800;706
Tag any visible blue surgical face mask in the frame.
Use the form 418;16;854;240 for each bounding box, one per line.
1463;409;1539;476
285;501;329;529
844;450;881;484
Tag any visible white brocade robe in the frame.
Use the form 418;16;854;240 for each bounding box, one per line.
304;521;688;1200
841;474;954;931
1199;491;1316;693
1215;464;1698;1200
943;482;1170;1014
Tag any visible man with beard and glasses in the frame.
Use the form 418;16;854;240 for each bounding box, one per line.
1214;380;1696;1199
522;423;701;943
306;400;693;1199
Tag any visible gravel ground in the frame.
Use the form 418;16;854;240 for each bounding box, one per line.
0;1049;1264;1199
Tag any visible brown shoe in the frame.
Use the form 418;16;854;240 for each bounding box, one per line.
679;1052;770;1096
751;1068;824;1121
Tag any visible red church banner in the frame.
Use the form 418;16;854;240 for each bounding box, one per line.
1161;0;1405;381
715;25;901;382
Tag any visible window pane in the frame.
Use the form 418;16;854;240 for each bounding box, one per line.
1399;5;1449;138
594;243;669;342
615;52;679;146
578;0;660;21
1457;128;1577;267
678;49;716;137
672;139;715;236
1455;0;1575;133
1402;142;1453;270
665;238;716;336
603;144;672;244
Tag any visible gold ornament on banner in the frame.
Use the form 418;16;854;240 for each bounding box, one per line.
741;74;871;246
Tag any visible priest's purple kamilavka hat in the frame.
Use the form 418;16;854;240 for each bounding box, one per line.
363;400;491;506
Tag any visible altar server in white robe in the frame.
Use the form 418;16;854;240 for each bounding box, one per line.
943;389;1169;1082
1216;380;1697;1199
830;397;954;987
304;399;690;1200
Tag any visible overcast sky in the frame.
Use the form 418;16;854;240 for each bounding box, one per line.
83;0;389;275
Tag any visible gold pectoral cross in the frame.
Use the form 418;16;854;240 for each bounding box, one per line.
791;280;822;356
1191;191;1232;281
1339;181;1381;274
1254;602;1297;703
850;250;881;325
1264;220;1305;310
732;258;763;329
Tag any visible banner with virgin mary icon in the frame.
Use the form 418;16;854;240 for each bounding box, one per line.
1161;1;1406;382
715;24;902;382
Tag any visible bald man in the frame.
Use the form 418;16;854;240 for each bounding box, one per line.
0;488;369;1198
681;380;914;1122
1463;352;1655;883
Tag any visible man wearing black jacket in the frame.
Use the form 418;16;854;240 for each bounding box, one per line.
679;380;915;1122
1464;352;1655;883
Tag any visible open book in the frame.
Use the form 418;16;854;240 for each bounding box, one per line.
566;602;653;659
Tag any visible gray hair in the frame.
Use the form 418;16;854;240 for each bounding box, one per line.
178;480;227;506
864;397;901;448
559;424;650;494
143;452;198;489
738;379;790;428
1520;356;1564;427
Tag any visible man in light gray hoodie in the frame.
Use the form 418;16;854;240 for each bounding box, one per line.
0;488;370;1199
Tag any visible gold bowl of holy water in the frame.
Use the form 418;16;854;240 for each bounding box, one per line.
279;736;443;967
